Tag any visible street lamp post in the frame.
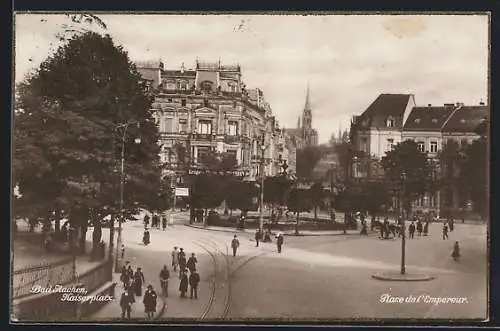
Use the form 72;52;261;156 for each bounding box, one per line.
400;171;407;275
114;119;141;273
258;142;266;234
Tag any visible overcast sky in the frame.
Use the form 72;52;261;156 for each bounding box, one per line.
14;13;489;144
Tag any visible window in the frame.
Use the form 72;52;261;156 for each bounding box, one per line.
164;118;173;133
181;99;186;106
226;150;237;160
179;118;188;133
180;81;188;90
430;141;438;153
228;121;238;136
417;141;425;152
361;137;368;152
414;118;421;124
387;138;394;151
167;98;173;102
197;147;211;163
386;117;395;128
198;120;212;134
431;118;438;124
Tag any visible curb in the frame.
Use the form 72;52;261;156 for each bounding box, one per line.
371;272;435;282
184;224;361;237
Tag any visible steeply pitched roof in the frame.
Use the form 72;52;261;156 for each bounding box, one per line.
357;94;412;130
162;70;196;77
403;106;455;131
441;105;489;132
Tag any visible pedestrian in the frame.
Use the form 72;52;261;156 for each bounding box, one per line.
143;285;157;319
442;223;449;240
409;222;416;239
186;253;198;273
121;264;131;288
159;265;170;297
134;267;145;296
379;219;385;239
189;269;200;299
416;220;423;236
143;229;150;246
162;215;167;231
121;244;126;258
231;235;240;257
360;222;368;235
126;284;136;304
255;229;262;247
423;220;429;236
120;289;133;319
179;270;188;298
449;218;455;232
144;214;150;228
276;233;284;253
452;241;460;261
171;246;179;272
178;248;187;277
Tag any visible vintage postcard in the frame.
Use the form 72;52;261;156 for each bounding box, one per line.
11;12;489;323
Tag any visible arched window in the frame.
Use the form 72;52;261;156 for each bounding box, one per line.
200;80;214;92
386;117;395;128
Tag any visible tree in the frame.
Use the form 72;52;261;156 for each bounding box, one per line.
359;181;392;218
189;174;227;226
286;188;313;235
438;140;462;218
296;146;323;179
263;175;294;218
460;137;488;219
308;182;326;221
381;140;431;216
226;181;259;217
14;32;162;254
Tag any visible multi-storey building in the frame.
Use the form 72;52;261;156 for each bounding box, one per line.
350;93;489;217
136;60;295;185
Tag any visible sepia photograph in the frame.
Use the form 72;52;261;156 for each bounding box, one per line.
11;12;489;323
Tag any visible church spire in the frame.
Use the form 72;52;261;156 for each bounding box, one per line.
297;115;301;129
304;82;311;110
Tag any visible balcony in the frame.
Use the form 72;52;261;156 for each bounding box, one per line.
224;135;241;144
190;133;215;141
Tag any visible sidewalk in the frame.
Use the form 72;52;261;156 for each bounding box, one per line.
185;224;360;236
89;273;165;321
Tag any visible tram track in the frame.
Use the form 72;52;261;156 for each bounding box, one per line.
194;236;268;320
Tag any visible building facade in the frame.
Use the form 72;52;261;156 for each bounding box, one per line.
350;94;488;217
136;60;296;185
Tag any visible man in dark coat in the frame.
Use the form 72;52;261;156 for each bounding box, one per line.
143;285;157;319
120;289;133;319
255;230;262;247
231;235;240;257
120;265;131;288
189;269;201;299
416;220;423;236
186;253;198;274
179;271;188;298
276;233;284;253
162;216;167;231
159;265;170;297
178;248;187;277
409;222;416;239
134;267;145;296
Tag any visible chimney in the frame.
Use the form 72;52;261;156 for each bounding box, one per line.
480;98;485;106
428;104;432;107
180;62;185;74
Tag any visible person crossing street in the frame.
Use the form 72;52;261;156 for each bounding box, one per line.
189;269;200;299
143;285;157;319
171;246;179;272
159;265;170;297
231;235;240;257
255;229;262;247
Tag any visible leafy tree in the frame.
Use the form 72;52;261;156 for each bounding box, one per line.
296;146;322;179
14;32;161;253
460;137;488;219
380;140;431;216
263;175;294;218
438;140;462;217
308;182;326;221
226;181;259;217
286;188;313;235
359;181;392;218
189;174;227;226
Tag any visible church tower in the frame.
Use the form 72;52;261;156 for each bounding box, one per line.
302;83;312;131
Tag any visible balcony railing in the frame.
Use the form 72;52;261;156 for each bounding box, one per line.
190;133;215;141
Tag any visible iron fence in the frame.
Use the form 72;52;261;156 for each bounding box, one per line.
77;260;112;294
12;258;74;299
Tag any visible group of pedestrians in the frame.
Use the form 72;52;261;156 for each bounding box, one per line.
144;213;169;231
171;246;201;299
119;262;158;320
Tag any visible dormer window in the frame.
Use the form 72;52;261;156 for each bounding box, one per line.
386;117;395;128
431;118;438;124
460;119;466;124
414;118;421;124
